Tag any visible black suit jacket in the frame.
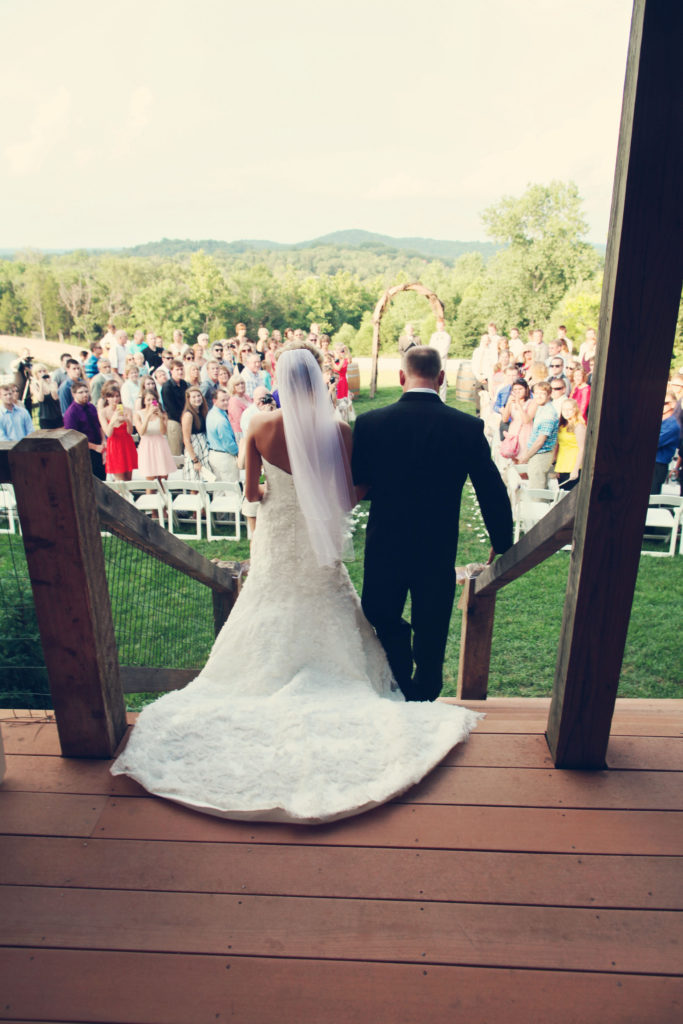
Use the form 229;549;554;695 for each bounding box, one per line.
351;391;513;565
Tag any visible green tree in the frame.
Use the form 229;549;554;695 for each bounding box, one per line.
17;253;63;340
481;180;601;329
0;263;28;335
130;266;192;341
547;275;603;347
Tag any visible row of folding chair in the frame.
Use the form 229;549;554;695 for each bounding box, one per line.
106;479;243;541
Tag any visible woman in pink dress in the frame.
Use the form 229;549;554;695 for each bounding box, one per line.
99;381;138;480
135;388;177;481
500;378;534;461
570;367;591;420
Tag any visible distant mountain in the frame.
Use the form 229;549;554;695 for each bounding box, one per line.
119;231;498;263
300;229;499;262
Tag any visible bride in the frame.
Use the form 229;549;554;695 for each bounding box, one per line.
111;342;481;823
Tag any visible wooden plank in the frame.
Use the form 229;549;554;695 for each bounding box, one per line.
475;486;577;597
0;718;61;755
2;885;681;974
0;792;107;837
119;667;195;693
606;735;683;771
1;950;680;1024
95;477;238;596
5;754;681;811
1;836;680;909
8;431;126;758
456;577;496;699
82;796;683;855
401;766;683;810
547;0;683;768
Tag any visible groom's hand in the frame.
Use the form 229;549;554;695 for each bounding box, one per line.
486;546;496;565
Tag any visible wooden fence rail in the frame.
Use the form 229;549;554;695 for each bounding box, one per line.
457;488;577;700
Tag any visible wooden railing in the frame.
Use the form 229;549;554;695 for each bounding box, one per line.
1;431;243;758
457;487;577;699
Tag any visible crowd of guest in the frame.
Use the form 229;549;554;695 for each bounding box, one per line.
1;324;356;520
473;322;683;496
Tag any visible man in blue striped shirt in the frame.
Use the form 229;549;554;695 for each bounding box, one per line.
516;381;559;489
206;388;239;482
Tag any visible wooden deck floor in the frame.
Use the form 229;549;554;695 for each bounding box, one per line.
1;697;681;1024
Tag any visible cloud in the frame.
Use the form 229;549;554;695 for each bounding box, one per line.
4;87;72;175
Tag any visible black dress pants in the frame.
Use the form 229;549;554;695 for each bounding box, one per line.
361;553;456;702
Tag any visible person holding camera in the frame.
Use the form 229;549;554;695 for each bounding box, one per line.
29;362;63;429
134;386;176;483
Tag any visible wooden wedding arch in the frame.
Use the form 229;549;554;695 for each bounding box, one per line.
369;282;444;397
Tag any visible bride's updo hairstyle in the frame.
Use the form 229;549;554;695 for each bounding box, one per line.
277;345;354;567
275;338;323;369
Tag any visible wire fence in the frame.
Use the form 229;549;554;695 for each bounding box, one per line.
0;485;216;709
101;533;214;670
0;486;48;709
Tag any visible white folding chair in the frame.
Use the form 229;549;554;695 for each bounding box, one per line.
113;479;169;529
513;487;559;542
163;479;206;538
204;481;242;541
0;483;19;534
642;494;683;557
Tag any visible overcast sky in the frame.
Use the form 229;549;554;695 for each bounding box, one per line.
1;0;633;250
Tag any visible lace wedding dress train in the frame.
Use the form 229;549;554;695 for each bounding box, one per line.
111;460;481;823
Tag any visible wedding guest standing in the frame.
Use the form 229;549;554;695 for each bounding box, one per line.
0;382;34;440
135;389;177;482
429;317;451;402
181;386;211;480
58;360;84;416
98;382;137;481
29;364;63;429
161;359;188;455
63;381;106;478
206;387;239;482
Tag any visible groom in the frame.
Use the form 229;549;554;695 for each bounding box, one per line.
352;346;513;701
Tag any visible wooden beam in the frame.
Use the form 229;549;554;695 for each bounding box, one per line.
95;479;237;595
456;577;496;699
475;488;577;597
8;431;126;758
547;0;683;768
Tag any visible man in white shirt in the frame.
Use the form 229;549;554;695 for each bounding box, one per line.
429;318;451;402
241;353;268;398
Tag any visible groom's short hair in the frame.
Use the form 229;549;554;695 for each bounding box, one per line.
403;346;442;380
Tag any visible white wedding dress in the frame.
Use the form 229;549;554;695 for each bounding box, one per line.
111;459;482;823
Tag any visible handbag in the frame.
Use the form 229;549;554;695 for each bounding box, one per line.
499;431;520;459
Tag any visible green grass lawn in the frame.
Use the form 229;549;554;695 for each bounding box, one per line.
0;383;680;707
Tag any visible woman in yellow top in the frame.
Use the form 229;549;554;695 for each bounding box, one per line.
554;398;586;491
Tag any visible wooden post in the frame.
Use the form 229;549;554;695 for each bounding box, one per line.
456;577;496;700
212;560;246;636
547;0;683;768
9;431;126;758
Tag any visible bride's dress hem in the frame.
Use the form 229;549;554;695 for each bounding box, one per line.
110;459;482;825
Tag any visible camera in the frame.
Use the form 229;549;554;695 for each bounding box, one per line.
260;394;274;406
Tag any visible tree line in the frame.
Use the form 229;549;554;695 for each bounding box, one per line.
4;180;672;361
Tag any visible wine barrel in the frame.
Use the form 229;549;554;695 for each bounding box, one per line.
455;361;477;402
347;361;360;399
